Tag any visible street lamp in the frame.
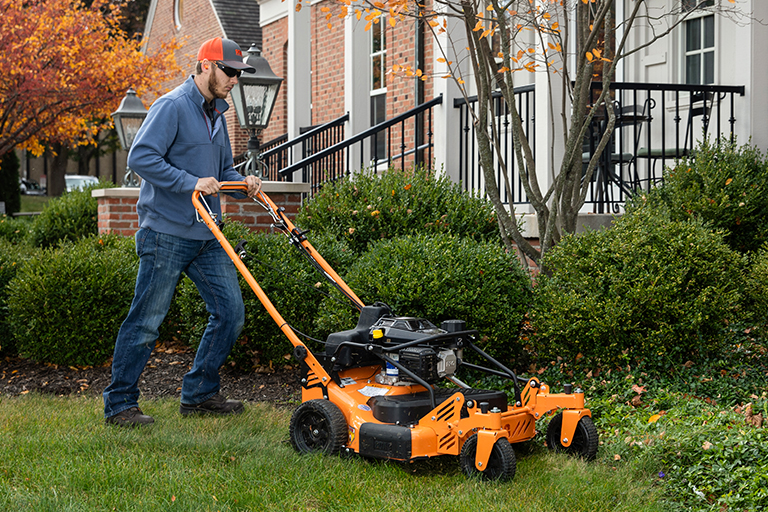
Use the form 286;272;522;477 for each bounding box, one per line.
230;44;283;177
111;88;147;187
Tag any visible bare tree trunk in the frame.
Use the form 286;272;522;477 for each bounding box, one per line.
424;0;743;265
48;142;67;196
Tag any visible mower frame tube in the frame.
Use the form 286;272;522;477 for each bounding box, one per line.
192;184;336;385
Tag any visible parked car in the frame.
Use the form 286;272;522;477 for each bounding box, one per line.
65;175;100;192
19;178;46;196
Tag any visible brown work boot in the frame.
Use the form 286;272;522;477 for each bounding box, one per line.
179;392;244;416
105;407;155;427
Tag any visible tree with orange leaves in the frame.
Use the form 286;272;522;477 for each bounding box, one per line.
0;0;181;193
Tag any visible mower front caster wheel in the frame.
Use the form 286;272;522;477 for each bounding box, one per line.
290;399;348;455
545;412;599;461
459;434;516;481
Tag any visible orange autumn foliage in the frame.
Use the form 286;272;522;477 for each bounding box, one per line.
0;0;182;157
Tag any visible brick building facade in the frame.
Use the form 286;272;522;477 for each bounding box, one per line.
258;0;435;156
141;0;264;157
95;0;309;237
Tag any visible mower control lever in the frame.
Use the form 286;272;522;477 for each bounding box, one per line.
234;240;248;260
292;227;310;242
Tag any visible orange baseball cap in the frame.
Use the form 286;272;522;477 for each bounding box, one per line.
197;37;255;72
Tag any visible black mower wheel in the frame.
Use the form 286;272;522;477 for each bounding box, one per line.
289;399;348;455
545;412;599;461
459;434;516;482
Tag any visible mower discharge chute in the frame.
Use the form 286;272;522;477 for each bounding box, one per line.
193;182;598;481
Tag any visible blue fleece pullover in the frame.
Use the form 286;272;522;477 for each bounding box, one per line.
127;76;244;240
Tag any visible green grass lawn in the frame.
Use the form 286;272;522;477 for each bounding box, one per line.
0;395;665;512
19;194;50;213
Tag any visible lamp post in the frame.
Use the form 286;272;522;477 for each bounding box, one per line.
111;88;147;187
230;44;283;177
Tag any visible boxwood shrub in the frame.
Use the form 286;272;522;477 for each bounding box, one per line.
295;167;500;254
530;206;746;367
29;181;115;248
316;233;532;364
742;243;768;329
0;215;33;244
6;233;138;366
0;240;36;355
640;139;768;253
173;221;357;369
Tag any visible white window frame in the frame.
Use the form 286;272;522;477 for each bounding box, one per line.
370;21;387;164
682;0;716;85
370;20;387;95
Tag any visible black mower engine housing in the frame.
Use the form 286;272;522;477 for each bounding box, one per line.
369;316;465;383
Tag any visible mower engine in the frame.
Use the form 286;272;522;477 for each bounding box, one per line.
369;316;464;385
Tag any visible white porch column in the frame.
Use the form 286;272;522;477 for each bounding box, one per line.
344;16;370;172
287;3;311;137
431;12;470;182
285;2;312;181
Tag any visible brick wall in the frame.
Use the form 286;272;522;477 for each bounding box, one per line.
141;0;251;156
96;189;141;237
93;182;310;237
384;9;434;168
311;1;347;125
260;0;435;151
221;192;303;228
261;18;289;143
143;0;438;166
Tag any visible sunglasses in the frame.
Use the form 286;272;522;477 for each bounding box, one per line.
215;62;241;78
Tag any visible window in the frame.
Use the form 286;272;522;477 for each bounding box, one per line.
370;21;386;161
683;0;714;12
684;14;715;84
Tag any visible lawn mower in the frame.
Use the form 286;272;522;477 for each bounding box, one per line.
192;182;598;481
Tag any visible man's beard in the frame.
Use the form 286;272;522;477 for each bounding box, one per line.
208;71;229;100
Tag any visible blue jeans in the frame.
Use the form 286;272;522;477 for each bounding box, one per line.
103;228;244;418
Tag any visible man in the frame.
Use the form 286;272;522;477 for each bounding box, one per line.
103;37;261;427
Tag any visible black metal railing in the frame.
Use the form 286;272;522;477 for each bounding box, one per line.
454;85;536;205
257;133;288;177
278;96;443;196
233;134;286;178
584;82;745;212
233;114;350;182
454;82;745;213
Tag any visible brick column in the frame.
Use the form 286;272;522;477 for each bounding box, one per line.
221;181;311;230
93;187;140;237
93;181;311;237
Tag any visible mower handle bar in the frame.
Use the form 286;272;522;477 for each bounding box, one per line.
191;182;365;388
193;182;364;308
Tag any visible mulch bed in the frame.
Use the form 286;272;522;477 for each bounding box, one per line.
0;341;302;407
